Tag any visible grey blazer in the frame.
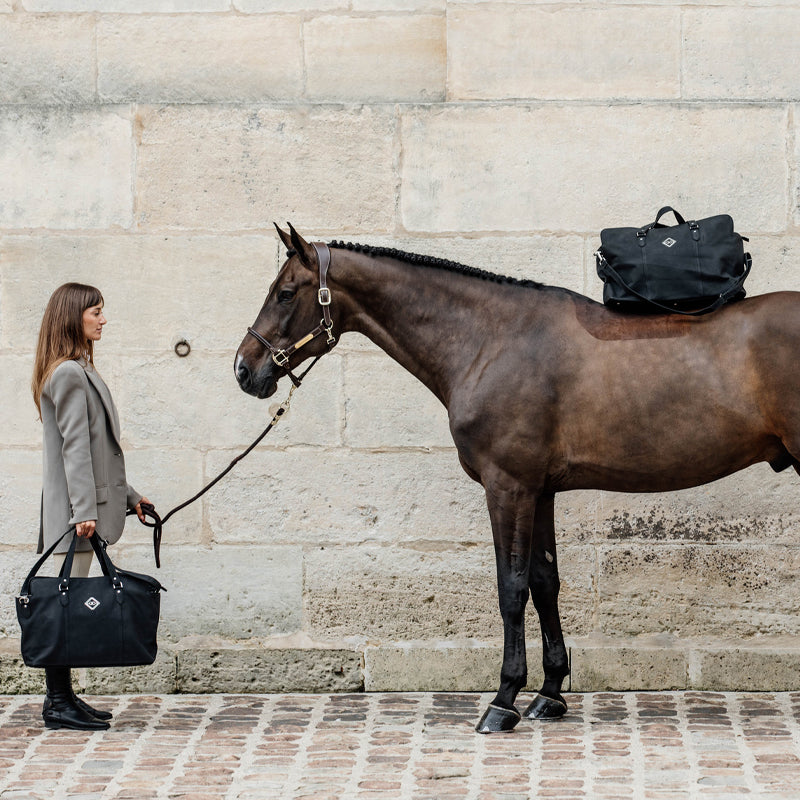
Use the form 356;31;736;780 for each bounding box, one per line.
39;359;141;554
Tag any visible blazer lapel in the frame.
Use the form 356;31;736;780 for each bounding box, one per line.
83;365;122;445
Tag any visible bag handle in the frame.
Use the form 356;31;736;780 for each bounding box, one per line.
654;206;686;226
19;529;123;598
637;206;687;238
596;252;752;317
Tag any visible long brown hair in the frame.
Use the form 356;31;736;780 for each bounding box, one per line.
32;283;104;418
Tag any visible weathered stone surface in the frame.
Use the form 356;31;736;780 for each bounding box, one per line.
449;5;679;100
122;449;205;545
745;237;800;295
0;108;132;229
683;8;800;100
354;0;443;9
0;234;278;353
306;545;499;641
795;114;800;229
304;543;596;640
236;0;345;10
697;645;800;691
111;352;289;449
176;641;363;692
98;15;303;103
135;105;396;231
305;15;446;102
0;15;94;104
594;464;800;545
365;644;544;692
400;105;788;233
570;640;688;692
213;351;344;449
598;544;800;638
0;355;40;447
27;0;226;9
83;649;177;694
343;352;452;448
109;544;303;642
0;450;43;547
205;447;489;546
0;640;44;694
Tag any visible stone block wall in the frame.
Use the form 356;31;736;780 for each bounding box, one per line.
2;0;800;695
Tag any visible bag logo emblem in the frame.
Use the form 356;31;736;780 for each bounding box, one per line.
662;237;677;248
84;597;100;611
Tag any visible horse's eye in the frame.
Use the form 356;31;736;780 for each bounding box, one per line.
278;289;295;304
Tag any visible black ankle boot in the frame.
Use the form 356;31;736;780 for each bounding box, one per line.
42;690;113;722
42;667;109;731
72;694;113;721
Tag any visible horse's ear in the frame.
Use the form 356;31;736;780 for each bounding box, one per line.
274;222;294;254
287;222;317;270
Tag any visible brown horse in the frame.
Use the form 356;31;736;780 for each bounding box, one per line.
235;224;800;733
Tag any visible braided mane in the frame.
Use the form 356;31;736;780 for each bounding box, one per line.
327;240;543;290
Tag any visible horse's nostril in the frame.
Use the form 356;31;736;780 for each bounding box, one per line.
235;356;251;388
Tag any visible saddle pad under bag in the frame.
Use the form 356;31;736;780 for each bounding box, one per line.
595;206;752;315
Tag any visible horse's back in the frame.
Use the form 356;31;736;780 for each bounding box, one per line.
529;290;800;493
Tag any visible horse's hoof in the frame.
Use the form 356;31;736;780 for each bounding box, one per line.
475;703;521;734
523;693;568;720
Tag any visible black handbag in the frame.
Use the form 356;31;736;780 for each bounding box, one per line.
16;529;165;668
595;206;752;314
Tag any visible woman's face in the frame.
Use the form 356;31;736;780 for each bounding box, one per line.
82;304;106;343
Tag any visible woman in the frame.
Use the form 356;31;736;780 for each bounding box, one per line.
31;283;150;731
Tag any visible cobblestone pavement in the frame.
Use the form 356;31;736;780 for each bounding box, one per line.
1;691;800;799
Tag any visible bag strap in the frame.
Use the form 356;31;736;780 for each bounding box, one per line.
87;534;124;587
19;528;74;596
654;206;686;227
596;252;752;317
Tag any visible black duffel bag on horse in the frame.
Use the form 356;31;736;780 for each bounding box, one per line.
595;206;752;315
16;529;165;668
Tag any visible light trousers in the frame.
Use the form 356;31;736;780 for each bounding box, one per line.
52;550;94;578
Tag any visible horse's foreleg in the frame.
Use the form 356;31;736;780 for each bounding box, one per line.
475;483;537;734
523;493;569;721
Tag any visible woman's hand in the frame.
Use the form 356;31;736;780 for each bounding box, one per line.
76;519;96;538
135;497;152;523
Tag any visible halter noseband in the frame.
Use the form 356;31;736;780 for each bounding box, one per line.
246;242;336;387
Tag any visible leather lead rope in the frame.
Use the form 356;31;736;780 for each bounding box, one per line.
130;356;321;568
138;243;335;567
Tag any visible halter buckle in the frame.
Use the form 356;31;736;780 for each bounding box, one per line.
318;287;331;306
272;350;290;367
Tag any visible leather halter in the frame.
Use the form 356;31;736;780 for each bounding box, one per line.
246;242;336;386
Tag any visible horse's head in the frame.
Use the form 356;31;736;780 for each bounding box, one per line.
235;223;336;399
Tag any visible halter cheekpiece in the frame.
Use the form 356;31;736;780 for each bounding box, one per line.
246;242;336;387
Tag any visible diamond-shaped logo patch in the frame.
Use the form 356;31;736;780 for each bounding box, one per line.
662;237;677;248
84;597;100;611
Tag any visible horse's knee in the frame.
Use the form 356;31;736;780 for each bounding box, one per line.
497;578;530;617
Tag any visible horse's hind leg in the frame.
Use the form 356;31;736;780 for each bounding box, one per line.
523;493;569;721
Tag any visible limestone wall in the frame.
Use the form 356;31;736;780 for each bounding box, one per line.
2;0;800;694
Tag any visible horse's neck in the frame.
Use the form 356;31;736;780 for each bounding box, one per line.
333;251;531;406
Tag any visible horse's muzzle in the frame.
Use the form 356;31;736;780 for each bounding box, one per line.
235;354;278;399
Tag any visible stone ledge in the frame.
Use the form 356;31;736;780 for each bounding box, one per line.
3;636;800;694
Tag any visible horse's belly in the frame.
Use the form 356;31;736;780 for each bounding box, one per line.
551;431;782;493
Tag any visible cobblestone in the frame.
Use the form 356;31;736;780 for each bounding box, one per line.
1;692;799;799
